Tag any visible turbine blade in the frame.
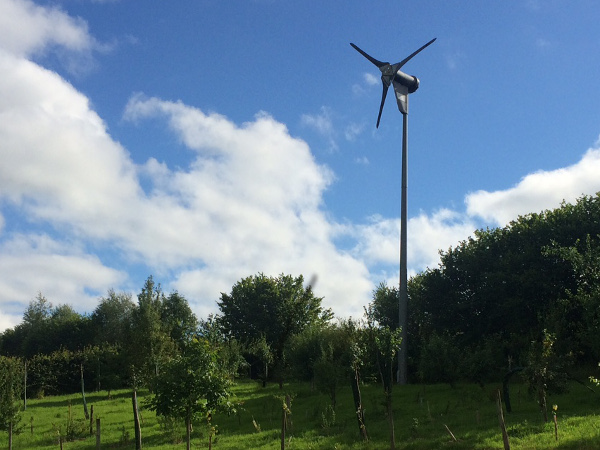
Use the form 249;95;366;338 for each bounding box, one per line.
376;84;390;128
395;38;436;69
350;43;387;68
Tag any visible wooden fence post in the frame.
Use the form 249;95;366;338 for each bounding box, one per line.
23;360;27;411
96;418;101;450
89;405;94;435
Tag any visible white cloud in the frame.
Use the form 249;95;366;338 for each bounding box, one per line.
124;96;370;317
0;50;143;238
363;73;378;86
0;0;94;58
445;51;466;71
0;38;374;323
535;37;551;49
300;106;338;151
345;209;476;274
345;122;365;142
0;233;126;324
466;147;600;225
352;73;378;96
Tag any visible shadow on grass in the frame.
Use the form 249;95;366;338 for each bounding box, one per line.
26;389;135;409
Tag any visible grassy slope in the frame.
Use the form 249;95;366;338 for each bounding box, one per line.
6;380;600;449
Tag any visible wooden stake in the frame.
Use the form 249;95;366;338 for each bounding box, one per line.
96;418;101;450
89;405;94;435
496;389;510;450
444;424;457;442
132;390;142;449
553;406;559;441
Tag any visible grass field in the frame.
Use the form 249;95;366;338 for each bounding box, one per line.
5;379;600;449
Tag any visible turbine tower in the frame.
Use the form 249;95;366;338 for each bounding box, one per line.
351;38;435;384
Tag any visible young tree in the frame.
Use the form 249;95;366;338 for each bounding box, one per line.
522;330;568;422
0;357;24;450
198;315;247;379
20;294;53;358
148;338;233;450
335;319;369;441
127;276;176;385
367;295;402;450
248;335;273;388
218;273;332;387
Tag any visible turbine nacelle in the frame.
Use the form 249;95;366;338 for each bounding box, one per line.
394;71;419;94
351;38;436;127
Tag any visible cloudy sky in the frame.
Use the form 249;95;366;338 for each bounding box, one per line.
1;0;600;330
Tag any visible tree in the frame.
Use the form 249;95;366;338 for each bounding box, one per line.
522;330;568;422
198;315;247;379
313;325;353;409
91;290;135;347
370;282;399;330
161;291;198;351
20;294;53;358
148;338;233;450
47;304;92;354
218;273;332;387
366;301;402;450
22;293;52;325
0;357;24;450
127;276;176;385
248;335;273;388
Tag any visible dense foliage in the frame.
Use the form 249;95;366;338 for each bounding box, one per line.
406;193;600;383
0;356;24;441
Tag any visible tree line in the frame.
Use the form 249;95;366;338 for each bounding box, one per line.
0;272;406;446
1;193;600;447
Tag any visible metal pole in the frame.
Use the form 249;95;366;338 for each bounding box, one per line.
397;111;408;385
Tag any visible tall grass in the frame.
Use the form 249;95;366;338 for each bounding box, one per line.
5;379;599;448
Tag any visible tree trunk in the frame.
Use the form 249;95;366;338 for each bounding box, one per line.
81;364;89;420
281;402;286;450
386;389;395;449
280;394;291;449
132;390;142;449
496;390;510;450
8;421;13;450
350;367;368;441
537;385;548;422
186;414;191;450
502;366;524;413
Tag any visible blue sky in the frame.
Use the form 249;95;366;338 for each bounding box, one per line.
1;0;600;330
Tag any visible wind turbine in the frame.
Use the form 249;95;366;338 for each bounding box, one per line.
351;38;435;385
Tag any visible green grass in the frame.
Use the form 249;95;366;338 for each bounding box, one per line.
5;380;600;449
